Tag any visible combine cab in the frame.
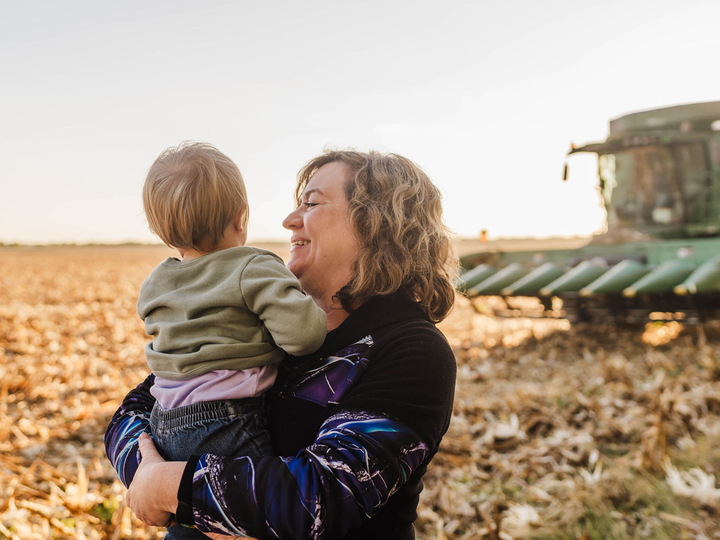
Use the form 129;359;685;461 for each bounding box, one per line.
460;101;720;324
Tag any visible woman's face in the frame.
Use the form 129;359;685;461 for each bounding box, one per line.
282;161;360;300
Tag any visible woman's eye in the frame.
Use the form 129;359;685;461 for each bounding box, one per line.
304;202;318;208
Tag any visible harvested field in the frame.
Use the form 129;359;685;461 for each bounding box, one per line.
1;246;719;539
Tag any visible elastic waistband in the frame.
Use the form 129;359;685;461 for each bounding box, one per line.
150;397;265;430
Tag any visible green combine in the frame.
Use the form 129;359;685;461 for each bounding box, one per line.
459;101;720;324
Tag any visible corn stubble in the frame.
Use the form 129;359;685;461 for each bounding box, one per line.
1;247;720;539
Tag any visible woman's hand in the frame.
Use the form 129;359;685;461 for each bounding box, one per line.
126;436;258;539
125;433;185;527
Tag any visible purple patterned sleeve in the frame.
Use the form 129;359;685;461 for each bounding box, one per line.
185;410;429;539
104;374;155;488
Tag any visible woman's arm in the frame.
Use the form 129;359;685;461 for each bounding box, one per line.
104;374;156;488
123;411;426;539
175;325;455;539
178;410;429;539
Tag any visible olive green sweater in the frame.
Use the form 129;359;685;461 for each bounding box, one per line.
137;246;327;381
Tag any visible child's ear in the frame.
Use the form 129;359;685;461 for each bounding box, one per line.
233;210;247;232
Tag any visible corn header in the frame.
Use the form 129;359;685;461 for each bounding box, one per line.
459;101;720;324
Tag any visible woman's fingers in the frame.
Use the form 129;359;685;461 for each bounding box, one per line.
125;434;177;527
137;433;163;461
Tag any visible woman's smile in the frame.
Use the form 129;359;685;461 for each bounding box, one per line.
282;161;360;300
289;238;310;250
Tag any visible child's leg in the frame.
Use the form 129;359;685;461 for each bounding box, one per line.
149;397;272;539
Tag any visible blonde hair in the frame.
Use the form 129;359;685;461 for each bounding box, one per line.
296;150;458;323
143;142;249;251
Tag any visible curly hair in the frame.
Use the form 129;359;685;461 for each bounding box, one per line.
295;150;458;323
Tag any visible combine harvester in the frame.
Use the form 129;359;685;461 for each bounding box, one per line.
459;101;720;324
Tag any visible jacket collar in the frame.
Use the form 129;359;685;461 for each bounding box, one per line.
317;292;428;358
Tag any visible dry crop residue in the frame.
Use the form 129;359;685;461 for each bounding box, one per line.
1;246;719;539
419;298;720;539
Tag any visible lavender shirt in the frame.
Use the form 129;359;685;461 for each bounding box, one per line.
151;366;278;409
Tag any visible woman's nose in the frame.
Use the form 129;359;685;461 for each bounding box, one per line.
282;208;302;230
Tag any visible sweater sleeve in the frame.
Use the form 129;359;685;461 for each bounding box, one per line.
240;253;327;356
175;322;456;539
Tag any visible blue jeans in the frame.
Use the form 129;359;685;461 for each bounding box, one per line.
150;397;273;539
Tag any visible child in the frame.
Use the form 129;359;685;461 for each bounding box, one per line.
137;143;326;537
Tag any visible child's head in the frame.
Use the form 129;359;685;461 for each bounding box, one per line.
143;142;249;251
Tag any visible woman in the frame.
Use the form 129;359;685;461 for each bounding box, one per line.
105;149;458;539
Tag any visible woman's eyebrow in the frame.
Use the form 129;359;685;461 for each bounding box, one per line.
302;188;324;198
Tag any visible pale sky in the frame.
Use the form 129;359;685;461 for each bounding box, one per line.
2;0;719;244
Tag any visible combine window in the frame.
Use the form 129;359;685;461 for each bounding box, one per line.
604;143;706;227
